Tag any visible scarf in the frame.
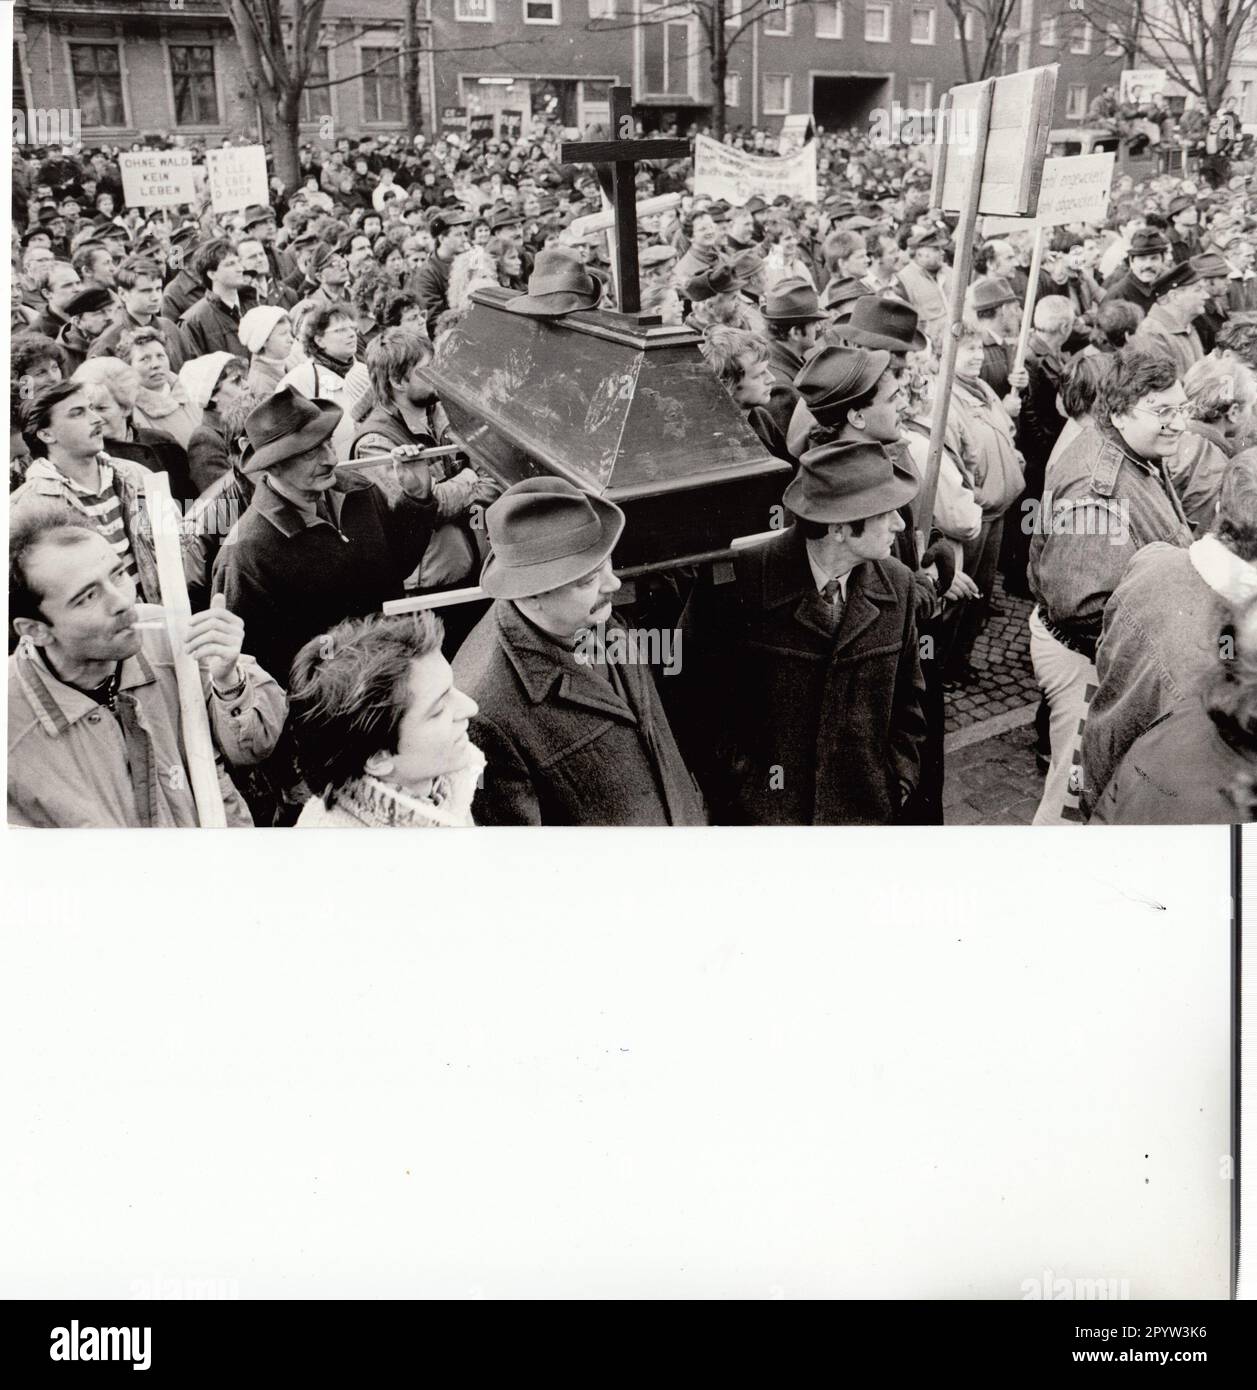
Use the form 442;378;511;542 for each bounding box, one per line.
134;373;192;422
323;744;485;828
310;344;356;377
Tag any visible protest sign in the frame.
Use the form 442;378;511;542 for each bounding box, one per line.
469;113;495;142
778;113;814;155
1120;68;1167;104
204;144;268;213
693;134;817;204
118;149;196;208
982;150;1115;234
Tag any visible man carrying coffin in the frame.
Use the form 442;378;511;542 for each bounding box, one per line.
676;442;928;826
451;479;706;827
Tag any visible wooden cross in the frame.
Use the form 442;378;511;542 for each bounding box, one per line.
560;86;688;315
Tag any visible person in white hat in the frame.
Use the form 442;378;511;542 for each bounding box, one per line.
238;304;295;396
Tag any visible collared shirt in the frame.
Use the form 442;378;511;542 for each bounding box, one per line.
8;607;287;827
805;542;851;604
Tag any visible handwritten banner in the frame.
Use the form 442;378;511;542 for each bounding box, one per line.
1120;69;1168;104
693;135;817;205
118;149;196;208
205;144;268;213
983;151;1116;234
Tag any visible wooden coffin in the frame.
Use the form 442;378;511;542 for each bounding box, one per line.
423;287;792;571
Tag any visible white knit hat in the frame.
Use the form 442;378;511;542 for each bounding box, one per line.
176;351;239;411
238;304;290;356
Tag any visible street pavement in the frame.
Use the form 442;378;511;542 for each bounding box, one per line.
942;575;1047;825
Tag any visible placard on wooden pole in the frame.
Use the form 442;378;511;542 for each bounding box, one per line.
917;65;1058;540
142;469;227;829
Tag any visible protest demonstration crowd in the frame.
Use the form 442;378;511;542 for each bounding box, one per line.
11;103;1257;829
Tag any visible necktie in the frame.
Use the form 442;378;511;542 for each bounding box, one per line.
819;576;846;633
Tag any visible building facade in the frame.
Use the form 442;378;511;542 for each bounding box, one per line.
14;0;1130;150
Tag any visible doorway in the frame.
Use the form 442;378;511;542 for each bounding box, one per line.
811;74;890;137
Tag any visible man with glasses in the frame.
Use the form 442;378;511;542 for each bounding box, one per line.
1028;347;1194;824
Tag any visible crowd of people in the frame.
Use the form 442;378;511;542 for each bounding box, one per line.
10;118;1257;827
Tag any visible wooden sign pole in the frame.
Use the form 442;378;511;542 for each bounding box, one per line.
141;470;227;828
917;80;996;540
1012;224;1046;378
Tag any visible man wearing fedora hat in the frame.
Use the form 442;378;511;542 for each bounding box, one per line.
450;478;705;826
212;387;442;687
967;277;1028;404
1102;226;1170;313
760;277;830;439
676;440;926;825
1131;260;1211;377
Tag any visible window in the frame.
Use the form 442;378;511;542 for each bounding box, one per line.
69;43;125;127
865;3;891;42
762;74;790;115
1070;20;1093;54
907;81;933;112
911;6;936;43
170;46;218;125
588;0;616;15
643;18;695;97
524;0;559;21
725;72;740;107
1067;84;1088;120
954;9;976;39
763;2;790;35
455;0;494;19
1039;16;1057;45
301;47;331;123
815;2;843;37
361;47;401;123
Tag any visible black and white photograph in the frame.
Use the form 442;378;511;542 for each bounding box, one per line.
12;0;1257;828
2;0;1251;1346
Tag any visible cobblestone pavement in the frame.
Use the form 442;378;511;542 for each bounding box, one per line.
943;574;1039;735
941;574;1047;825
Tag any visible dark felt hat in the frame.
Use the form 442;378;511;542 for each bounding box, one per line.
1191;251;1231;280
64;285;115;317
241;203;277;229
684;262;740;301
762;277;829;324
487;201;522;230
907;224;943;250
1128;227;1169;256
240;385;343;474
480;477;625;600
969;276;1018;313
1167;194;1196;217
833;295;927;352
793;345;892;424
504;246;601;317
783;440;918;525
819;275;869;313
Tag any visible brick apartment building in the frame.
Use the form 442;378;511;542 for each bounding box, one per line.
14;0;1126;151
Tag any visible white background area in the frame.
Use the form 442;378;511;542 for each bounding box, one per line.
1;827;1232;1299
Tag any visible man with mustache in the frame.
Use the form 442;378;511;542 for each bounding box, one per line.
452;479;706;826
8;506;284;828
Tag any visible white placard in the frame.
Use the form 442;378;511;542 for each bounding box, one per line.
204;144;269;213
983;151;1116;234
693;134;817;205
1120;68;1168;104
118;149;196;209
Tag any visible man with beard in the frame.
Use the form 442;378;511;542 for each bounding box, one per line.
8;507;284;828
1101;226;1169;314
451;479;706;826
